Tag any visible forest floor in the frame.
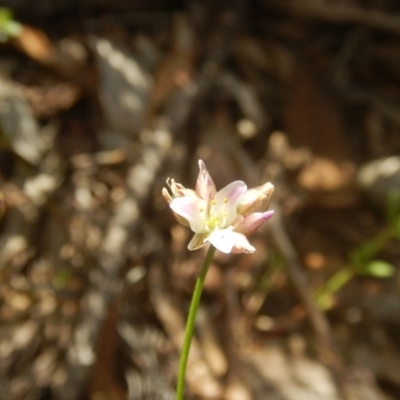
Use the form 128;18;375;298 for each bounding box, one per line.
1;1;400;399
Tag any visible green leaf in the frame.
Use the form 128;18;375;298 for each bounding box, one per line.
349;249;363;266
352;228;392;264
362;260;395;278
4;20;21;37
0;8;13;23
0;8;21;41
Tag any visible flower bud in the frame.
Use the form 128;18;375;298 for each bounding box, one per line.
162;178;198;203
237;182;274;216
196;160;216;200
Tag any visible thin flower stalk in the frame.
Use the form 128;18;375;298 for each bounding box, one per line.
163;160;274;399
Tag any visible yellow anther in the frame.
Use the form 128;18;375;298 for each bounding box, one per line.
211;199;216;205
223;198;228;203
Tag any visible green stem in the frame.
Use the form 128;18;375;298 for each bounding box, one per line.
315;267;354;310
176;245;216;400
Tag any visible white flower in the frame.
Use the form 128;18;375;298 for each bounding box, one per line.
163;160;274;254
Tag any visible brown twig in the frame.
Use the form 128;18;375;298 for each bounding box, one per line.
271;0;400;36
269;201;351;400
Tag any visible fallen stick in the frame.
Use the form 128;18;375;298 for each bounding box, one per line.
271;0;400;36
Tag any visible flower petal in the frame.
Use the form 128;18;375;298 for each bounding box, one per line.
206;229;236;253
236;210;274;236
196;160;216;201
170;196;206;233
162;187;173;204
206;229;256;254
230;233;256;254
188;232;208;251
213;181;247;226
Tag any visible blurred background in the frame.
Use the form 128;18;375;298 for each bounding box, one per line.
0;1;400;399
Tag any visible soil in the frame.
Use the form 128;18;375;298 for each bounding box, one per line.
0;2;400;400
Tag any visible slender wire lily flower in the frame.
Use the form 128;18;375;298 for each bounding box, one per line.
163;160;274;400
163;160;274;254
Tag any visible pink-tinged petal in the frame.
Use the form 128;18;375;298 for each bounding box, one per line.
213;181;247;226
170;196;206;233
236;210;274;236
215;181;247;205
206;229;236;254
231;214;244;227
196;160;216;201
188;232;208;251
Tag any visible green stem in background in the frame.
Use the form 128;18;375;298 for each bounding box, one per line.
176;245;216;400
315;215;400;311
315;266;354;310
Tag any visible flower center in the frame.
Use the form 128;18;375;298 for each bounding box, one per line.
204;198;229;232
